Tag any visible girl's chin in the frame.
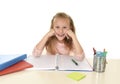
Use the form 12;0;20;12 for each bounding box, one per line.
56;36;65;41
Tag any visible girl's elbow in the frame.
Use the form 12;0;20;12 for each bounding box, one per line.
75;52;85;61
32;48;42;57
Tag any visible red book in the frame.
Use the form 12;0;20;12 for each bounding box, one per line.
0;60;33;76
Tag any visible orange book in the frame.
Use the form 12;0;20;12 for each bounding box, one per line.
0;60;33;76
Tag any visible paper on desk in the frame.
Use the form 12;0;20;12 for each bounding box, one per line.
67;72;86;81
26;55;56;70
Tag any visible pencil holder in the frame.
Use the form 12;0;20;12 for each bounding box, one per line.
93;54;106;72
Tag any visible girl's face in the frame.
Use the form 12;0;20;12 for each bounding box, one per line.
53;18;70;42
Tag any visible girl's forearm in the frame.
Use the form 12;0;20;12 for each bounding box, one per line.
72;36;85;60
33;34;49;56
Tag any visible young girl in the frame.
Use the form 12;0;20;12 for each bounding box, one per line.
32;12;85;61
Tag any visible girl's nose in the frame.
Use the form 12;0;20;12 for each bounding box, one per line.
59;28;63;33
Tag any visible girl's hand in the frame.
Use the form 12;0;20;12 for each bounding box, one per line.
47;29;55;38
65;29;76;39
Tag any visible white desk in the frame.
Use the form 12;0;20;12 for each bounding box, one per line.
0;59;120;84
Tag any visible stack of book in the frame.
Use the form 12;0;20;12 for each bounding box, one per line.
0;54;33;76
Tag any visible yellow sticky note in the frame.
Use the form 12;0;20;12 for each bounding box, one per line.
67;72;86;81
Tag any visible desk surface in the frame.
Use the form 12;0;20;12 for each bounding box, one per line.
0;59;120;84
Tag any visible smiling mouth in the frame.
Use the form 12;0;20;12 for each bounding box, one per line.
57;34;65;37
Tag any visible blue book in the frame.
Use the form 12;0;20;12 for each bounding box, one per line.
0;54;27;70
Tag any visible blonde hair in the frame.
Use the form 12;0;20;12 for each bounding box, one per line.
45;12;76;54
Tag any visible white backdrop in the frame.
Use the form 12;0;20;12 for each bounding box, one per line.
0;0;120;59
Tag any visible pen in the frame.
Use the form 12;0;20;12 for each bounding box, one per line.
103;48;108;64
103;48;107;57
71;59;78;66
93;47;96;55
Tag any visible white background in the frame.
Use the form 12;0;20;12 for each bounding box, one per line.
0;0;120;59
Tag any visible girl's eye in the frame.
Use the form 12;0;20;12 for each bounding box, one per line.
63;27;67;29
55;26;59;29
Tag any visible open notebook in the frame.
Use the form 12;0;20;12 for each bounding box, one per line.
26;55;93;71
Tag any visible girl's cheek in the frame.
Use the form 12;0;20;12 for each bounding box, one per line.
53;29;57;33
65;29;69;34
64;29;68;33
